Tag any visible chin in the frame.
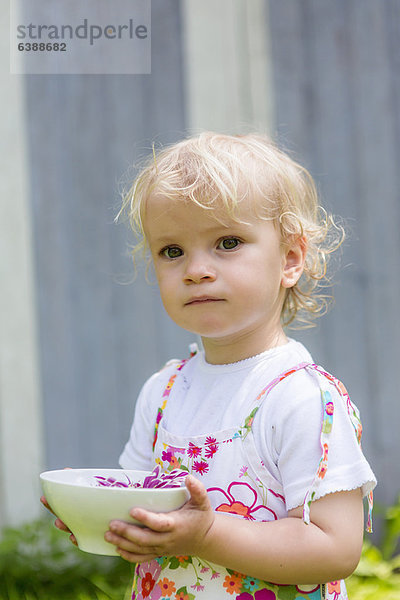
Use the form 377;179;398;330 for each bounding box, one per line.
174;318;228;337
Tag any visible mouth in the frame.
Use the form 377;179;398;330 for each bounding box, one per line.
184;296;225;306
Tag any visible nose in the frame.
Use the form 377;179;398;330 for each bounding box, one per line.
183;252;216;284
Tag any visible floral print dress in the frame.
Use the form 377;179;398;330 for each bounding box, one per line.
131;359;373;600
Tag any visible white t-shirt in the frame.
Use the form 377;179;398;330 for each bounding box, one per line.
120;339;376;511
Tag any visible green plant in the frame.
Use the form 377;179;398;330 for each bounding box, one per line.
1;496;400;600
346;494;400;600
0;515;133;600
381;494;400;560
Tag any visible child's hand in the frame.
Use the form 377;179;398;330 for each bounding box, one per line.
40;495;78;546
104;475;214;563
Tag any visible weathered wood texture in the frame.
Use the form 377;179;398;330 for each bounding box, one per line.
26;0;193;470
268;0;400;506
25;0;398;510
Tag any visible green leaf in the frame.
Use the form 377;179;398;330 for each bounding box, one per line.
168;556;181;570
276;585;299;600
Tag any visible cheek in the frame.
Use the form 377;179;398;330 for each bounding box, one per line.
156;273;179;309
157;277;172;299
235;256;282;291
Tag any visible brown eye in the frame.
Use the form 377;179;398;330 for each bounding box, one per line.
218;238;241;250
162;246;183;259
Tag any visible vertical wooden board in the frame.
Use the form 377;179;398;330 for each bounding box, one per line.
345;0;400;504
266;0;309;149
297;0;372;406
26;0;193;469
268;0;367;372
268;0;400;504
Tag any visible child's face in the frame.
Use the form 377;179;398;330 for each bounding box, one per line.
143;195;302;362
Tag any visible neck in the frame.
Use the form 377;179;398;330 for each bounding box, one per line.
201;327;288;365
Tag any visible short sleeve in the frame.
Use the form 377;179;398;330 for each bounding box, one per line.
257;367;377;514
119;366;176;470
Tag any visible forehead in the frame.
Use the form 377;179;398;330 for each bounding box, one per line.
142;193;266;233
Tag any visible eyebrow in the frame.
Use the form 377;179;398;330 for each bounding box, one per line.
149;221;251;244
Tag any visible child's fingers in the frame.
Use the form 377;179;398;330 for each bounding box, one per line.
40;495;55;515
54;518;77;545
55;517;71;533
116;546;156;563
128;507;174;532
41;495;75;539
69;533;78;546
185;475;211;510
105;527;159;559
41;482;77;546
107;519;171;554
51;513;77;545
105;529;141;552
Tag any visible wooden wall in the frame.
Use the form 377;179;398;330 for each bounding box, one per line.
269;0;400;507
26;0;193;470
25;0;399;509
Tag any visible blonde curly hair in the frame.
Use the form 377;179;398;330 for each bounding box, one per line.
118;132;344;328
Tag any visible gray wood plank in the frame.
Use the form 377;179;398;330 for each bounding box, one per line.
23;0;399;512
26;0;193;470
268;0;400;506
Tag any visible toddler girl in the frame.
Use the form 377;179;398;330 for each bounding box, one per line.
54;133;377;600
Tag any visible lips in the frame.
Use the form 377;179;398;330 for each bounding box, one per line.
184;296;224;306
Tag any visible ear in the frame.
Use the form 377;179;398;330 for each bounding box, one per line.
281;236;307;289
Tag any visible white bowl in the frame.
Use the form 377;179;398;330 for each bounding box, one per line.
40;468;190;556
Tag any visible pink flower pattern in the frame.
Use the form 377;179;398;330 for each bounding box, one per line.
134;562;162;600
136;358;359;599
158;432;221;476
187;442;202;458
193;460;209;476
207;481;281;521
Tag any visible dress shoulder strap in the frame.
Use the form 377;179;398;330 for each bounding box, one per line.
152;345;198;452
301;365;373;532
253;361;311;405
243;362;373;532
